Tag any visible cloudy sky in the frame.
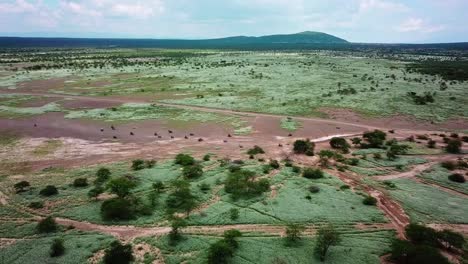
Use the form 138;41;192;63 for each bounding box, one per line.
0;0;467;43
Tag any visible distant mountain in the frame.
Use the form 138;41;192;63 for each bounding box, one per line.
205;31;348;44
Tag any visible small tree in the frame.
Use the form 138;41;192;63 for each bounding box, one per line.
448;173;465;183
49;238;65;257
314;224;341;261
131;159;145;171
107;177;136;198
330;137;350;153
229;208;240;220
223;229;242;249
101;198;135;220
175;153;195;166
39;185;58;196
207;240;234;264
247;145;265;155
96;167;111;182
437;229;465;251
293;139;315;156
14;181;30;193
362;130;387;148
351;137;362;146
37;216;58;233
303;168;324;179
152;181;165;193
269;159;280;169
73;178;88;187
169;217;187;245
362;196;377;206
285;223;305;245
103;241;134;264
446;139;462;154
182;164;203;179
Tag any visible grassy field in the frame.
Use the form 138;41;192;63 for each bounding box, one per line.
387;178;468;224
1;50;467;121
417;165;468;195
136;229;394;264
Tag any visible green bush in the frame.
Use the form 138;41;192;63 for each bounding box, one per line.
446;139;462;154
49;238;65;257
269;159;280;169
302;168;324;179
203;154;211;161
88;186;104;199
39;185;58;196
28;201;44;209
183;164;203;179
73;178;88;187
103;241;134;264
225;169;270;198
14;180;30;193
448;173;465;183
131;159;145;171
175;153;195;166
95;167;111;184
293;139;315;156
229;208;240;220
362;196;377;206
247;145;265;155
106;177;136;198
37;216;58;233
308;185;320;193
330;137;350;153
362;130;387;148
101;198;135;220
389;239;449;264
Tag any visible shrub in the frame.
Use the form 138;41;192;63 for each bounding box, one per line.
95;168;111;184
427;140;436;148
175;153;195;166
107;177;136;198
14;181;30;193
308;185;320;193
101;198;135;220
302;168;324;179
152;181;165;193
362;130;387;148
183;164;203;179
269;159;280;169
340;185;350;190
131;159;145;171
446;139;462;154
50;238;65;257
166;180;197;214
168;217;187;245
347;158;359;166
405;223;439;247
40;185;58;196
229;208;239;220
37;216;58;233
285;224;305;245
293;139;315;156
224;169;270;198
28;201;44;209
103;241;134;264
292;166;301;173
314;224;341;261
145;160;156;168
73;178;88;187
437;229;465;250
199;183;211;192
203;154;211;161
330;137;350;153
362;196;377;206
208;240;234;264
440;161;456;170
88;186;104;199
448;173;465;183
389;239;449;264
247;145;265;155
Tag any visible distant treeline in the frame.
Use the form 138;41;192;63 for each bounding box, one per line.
407;60;468;81
1;37;468;53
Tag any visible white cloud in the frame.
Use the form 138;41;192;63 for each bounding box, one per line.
359;0;409;12
0;0;36;14
397;17;445;33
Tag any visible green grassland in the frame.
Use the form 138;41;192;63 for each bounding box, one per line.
136;229;394;264
417;165;468;195
387;178;468;224
0;231;114;264
1;50;467;121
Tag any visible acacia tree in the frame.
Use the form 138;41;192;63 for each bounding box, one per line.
314;224;341;261
285;223;305;246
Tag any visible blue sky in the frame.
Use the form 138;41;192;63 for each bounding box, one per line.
1;0;467;43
